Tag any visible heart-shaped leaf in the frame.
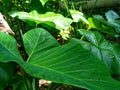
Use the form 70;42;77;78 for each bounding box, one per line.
22;28;120;90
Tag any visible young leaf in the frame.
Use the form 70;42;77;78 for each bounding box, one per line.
9;10;73;30
88;17;102;29
70;10;88;24
39;0;48;6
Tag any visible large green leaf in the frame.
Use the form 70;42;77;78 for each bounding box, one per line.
22;28;120;90
0;29;120;89
9;10;73;30
78;29;120;74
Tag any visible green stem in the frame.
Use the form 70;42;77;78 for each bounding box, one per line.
32;78;36;90
22;70;30;90
63;0;70;16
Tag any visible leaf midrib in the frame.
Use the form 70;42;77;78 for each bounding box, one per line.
26;31;42;62
31;63;107;90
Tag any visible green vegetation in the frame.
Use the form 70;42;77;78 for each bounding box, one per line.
0;0;120;90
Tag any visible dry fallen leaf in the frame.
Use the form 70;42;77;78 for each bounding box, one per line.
0;12;15;36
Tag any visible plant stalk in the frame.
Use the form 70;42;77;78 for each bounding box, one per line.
63;0;70;16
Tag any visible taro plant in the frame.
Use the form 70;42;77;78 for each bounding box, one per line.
1;27;120;90
1;0;120;90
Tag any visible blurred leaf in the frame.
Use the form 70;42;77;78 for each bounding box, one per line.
93;13;120;35
93;15;106;22
11;75;32;90
109;20;120;28
1;0;11;8
70;10;88;24
78;29;120;74
107;20;120;33
100;26;116;37
88;17;116;37
0;62;16;90
88;17;101;29
29;0;45;13
9;10;73;30
105;10;120;22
